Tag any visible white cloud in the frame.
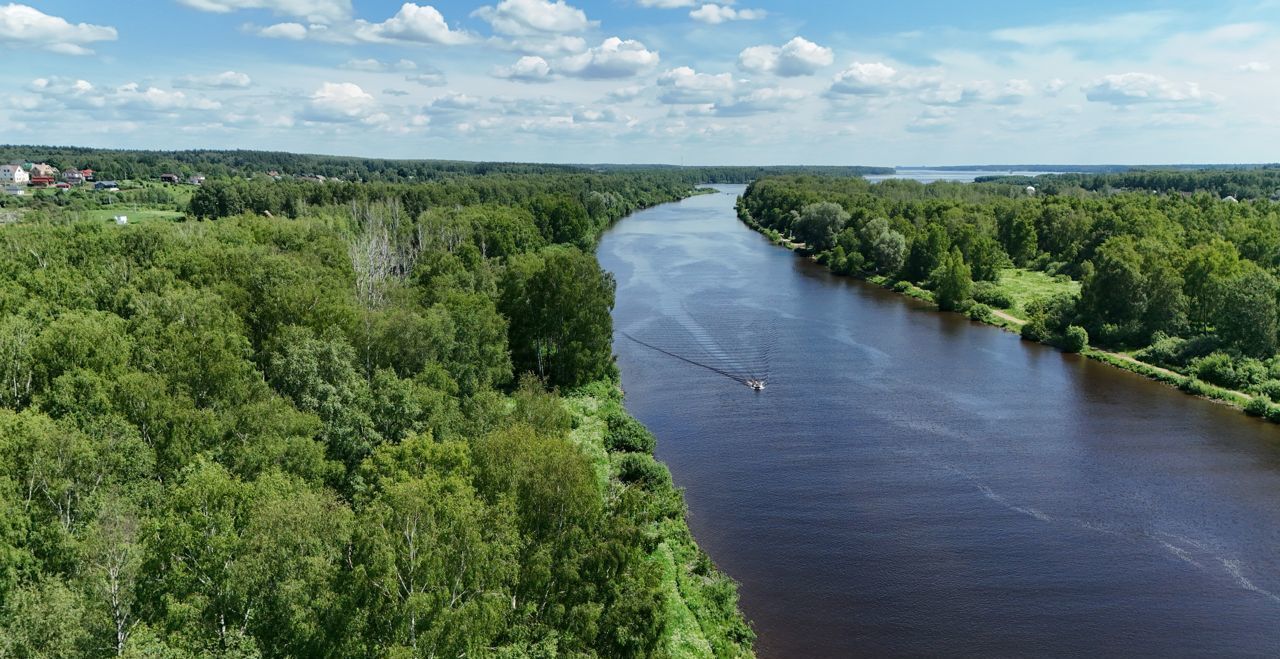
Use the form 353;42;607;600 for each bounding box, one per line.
907;106;955;133
341;58;420;72
0;3;117;55
738;37;833;77
507;35;587;56
1043;78;1067;95
657;66;734;104
301;82;382;123
559;37;659;79
919;79;1032;106
714;86;805;116
690;4;765;25
1083;72;1217;106
175;71;252;89
406;68;448;86
637;0;696;7
356;3;473;45
113;83;221;112
257;22;307;39
430;91;482;110
606;85;645;101
829;61;900;96
495;55;554;82
473;0;592;36
176;0;351;23
1238;61;1271;73
30;77;221;114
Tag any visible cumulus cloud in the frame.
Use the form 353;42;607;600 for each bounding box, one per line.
257;22;308;39
637;0;697;7
714;86;805;116
991;11;1174;48
907;107;955;132
429;91;482;110
29;77;221;114
657;66;734;104
507;35;587;56
175;71;252;89
828;61;901;96
919;79;1032;106
176;0;351;23
1083;72;1217;106
301;82;382;123
558;37;659;79
606;85;645;101
690;4;765;24
495;56;554;82
0;3;117;55
473;0;593;36
738;37;833;77
406;67;448;86
1238;61;1271;73
355;3;473;45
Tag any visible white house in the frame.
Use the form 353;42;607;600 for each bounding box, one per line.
0;164;29;185
30;163;57;178
63;170;85;185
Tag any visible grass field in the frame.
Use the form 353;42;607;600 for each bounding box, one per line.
996;268;1081;320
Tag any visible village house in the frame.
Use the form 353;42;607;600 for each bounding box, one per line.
29;163;58;178
80;169;95;181
160;173;180;184
63;169;85;185
0;164;29;186
95;180;120;191
28;176;55;188
187;174;206;186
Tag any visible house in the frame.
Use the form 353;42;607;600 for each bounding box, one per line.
28;176;55;188
29;163;58;178
3;185;24;196
95;180;120;191
63;169;85;185
55;182;71;189
0;164;29;186
160;173;180;184
80;169;95;181
187;175;206;186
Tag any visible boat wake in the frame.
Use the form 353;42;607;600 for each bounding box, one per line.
618;304;776;391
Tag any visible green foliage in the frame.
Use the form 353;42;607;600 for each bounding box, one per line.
1062;325;1089;353
972;281;1014;308
604;408;657;454
1245;396;1271;417
966;303;995;323
792;202;849;252
930;248;973;312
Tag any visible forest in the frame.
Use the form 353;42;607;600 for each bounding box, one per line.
738;171;1280;419
0;161;754;657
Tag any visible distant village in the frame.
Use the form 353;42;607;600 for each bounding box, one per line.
1;160;206;196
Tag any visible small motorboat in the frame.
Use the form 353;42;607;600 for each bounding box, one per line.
747;379;766;391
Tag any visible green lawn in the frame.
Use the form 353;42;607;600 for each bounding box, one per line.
996;267;1081;320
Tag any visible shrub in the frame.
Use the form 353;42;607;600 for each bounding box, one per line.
892;280;912;293
1267;404;1280;425
1237;358;1269;389
1245;396;1271;417
1062;325;1089;353
1193;352;1237;388
1021;318;1048;342
616;453;671;490
605;411;657;453
1253;379;1280;403
1136;332;1187;367
1180;377;1211;396
966;303;994;323
972;282;1014;309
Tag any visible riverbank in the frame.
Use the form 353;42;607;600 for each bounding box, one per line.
736;208;1277;427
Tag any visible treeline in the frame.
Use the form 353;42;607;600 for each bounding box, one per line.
740;172;1280;402
0;172;753;656
981;167;1280;201
0;145;890;186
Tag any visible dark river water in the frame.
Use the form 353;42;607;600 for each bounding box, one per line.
597;185;1280;658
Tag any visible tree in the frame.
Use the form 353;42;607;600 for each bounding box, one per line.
997;206;1038;265
931;248;973;311
863;218;905;274
500;246;616;389
1216;264;1279;358
1183;239;1242;330
1078;235;1147;340
905;223;951;283
792;202;849;252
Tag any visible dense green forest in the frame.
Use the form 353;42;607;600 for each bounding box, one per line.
0;145;889;185
739;172;1280;419
0;164;754;656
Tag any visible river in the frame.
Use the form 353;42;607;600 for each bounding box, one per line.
597;184;1280;657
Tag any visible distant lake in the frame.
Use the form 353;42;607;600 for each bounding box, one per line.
864;169;1055;183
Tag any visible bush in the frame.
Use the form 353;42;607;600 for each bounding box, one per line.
616;453;672;490
892;280;912;293
1237;358;1269;389
1267;405;1280;424
605;410;657;453
1136;332;1187;367
1020;319;1048;342
966;303;994;323
1253;379;1280;403
1062;325;1089;353
1246;396;1271;417
1193;352;1237;388
972;282;1014;309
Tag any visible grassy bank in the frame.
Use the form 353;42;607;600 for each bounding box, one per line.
739;207;1280;428
566;384;756;658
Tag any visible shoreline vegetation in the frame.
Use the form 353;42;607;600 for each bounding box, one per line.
737;172;1280;427
0;146;754;657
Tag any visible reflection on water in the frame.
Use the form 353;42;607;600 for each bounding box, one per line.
598;185;1280;658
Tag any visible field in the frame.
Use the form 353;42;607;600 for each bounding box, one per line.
996;268;1081;320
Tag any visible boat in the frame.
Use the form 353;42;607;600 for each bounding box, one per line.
747;379;766;391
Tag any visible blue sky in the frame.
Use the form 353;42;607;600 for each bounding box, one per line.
3;1;1279;165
